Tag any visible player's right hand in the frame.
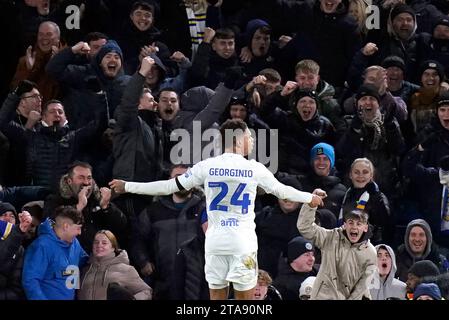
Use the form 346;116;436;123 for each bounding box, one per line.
109;179;126;194
312;188;327;198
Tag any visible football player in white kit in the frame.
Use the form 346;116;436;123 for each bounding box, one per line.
110;119;324;300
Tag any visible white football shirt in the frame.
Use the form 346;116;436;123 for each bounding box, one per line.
176;153;313;255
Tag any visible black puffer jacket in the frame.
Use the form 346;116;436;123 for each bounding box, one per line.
396;219;449;281
173;233;209;300
0;93;107;190
289;172;347;218
255;205;301;278
0;227;25;300
273;258;317;300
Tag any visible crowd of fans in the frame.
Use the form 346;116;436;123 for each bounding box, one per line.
0;0;449;300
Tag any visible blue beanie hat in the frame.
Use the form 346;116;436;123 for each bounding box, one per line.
414;283;442;300
310;143;335;168
245;19;271;46
96;40;123;65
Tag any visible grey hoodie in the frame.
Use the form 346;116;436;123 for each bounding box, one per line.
404;219;433;259
370;244;406;300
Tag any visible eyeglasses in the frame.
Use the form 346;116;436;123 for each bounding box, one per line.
22;94;43;101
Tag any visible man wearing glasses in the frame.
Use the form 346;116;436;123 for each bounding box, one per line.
0;80;42;186
15;80;42;130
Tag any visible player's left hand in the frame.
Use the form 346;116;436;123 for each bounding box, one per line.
109;179;126;194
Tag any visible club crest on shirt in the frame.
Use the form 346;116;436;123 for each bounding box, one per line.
242;256;256;270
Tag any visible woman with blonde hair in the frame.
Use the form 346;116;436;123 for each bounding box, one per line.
338;158;392;245
78;230;152;300
348;0;369;40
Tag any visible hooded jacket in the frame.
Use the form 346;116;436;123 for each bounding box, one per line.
396;219;449;281
22;218;88;300
143;54;191;98
370;244;406;300
79;250;152;300
297;204;377;300
170;84;233;165
46;46;130;128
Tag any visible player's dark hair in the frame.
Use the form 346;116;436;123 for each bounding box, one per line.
219;118;248;150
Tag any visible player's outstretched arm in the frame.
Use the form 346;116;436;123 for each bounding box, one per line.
109;178;181;196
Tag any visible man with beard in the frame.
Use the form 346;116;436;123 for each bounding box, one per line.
395;219;448;282
43;162;127;253
347;4;423;87
344;65;408;123
129;165;206;300
46;39;130;128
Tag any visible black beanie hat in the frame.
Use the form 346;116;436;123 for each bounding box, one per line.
381;55;406;73
294;89;317;103
0;202;18;221
419;60;445;82
433;16;449;34
287;236;314;263
356;84;380;104
408;260;440;278
390;4;415;22
436;90;449;109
